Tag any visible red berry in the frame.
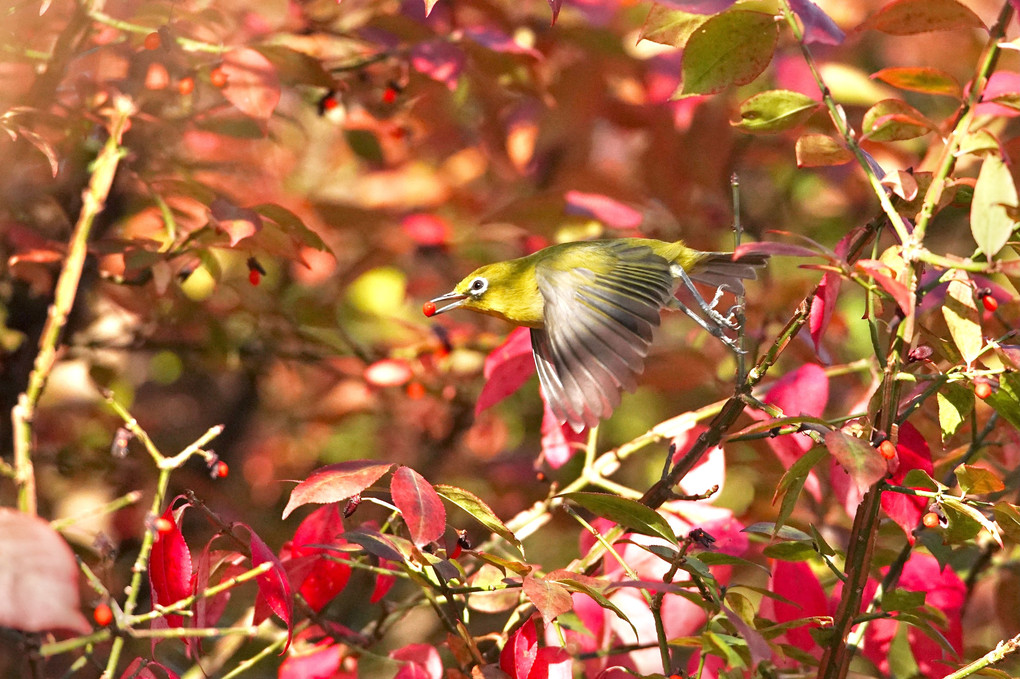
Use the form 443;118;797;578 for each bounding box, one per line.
143;31;161;51
983;295;999;312
178;76;194;95
975;382;993;399
406;381;426;400
422;300;437;317
209;66;228;88
249;269;261;286
922;512;940;528
878;440;896;459
382;87;398;104
215;461;229;478
93;603;113;626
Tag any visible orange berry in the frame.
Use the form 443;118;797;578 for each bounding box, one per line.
983;295;999;312
215;461;229;478
209;66;228;88
922;512;940;528
975;382;993;399
878;440;896;459
406;381;426;400
143;31;161;51
177;76;195;95
422;301;436;317
93;603;113;626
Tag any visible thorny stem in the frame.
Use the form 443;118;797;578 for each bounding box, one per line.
11;95;134;516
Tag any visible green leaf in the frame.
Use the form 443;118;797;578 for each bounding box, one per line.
902;468;940;491
858;0;986;35
937;383;973;441
254;203;331;252
942;270;983;365
941;496;1000;546
773;446;827;536
957;129;1001;157
436;484;523;552
344;129;384;162
986;373;1020;429
744;522;813;542
674;11;778;99
955;465;1005;495
881;588;925;611
762;541;817;561
825;430;887;495
733;90;820;134
639;5;709;48
560;492;677;545
870;67;961;97
796;133;853;167
971;155;1018;257
861;99;935;141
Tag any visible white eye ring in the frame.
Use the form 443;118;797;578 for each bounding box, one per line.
469;277;488;295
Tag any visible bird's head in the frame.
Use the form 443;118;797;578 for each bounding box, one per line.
424;260;542;325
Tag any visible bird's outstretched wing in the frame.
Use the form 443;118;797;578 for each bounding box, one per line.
531;241;674;431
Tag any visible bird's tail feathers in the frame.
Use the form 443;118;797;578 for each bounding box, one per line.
689;252;768;295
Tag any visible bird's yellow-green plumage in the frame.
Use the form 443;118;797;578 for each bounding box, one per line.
426;238;766;431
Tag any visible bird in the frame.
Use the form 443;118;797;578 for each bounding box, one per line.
424;238;767;432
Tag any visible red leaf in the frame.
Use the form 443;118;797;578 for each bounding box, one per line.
0;509;90;633
390;644;443;679
476;328;535;415
522;575;573;622
564;191;643;230
768;560;827;651
244;526;293;651
809;270;841;354
149;506;193;629
220;47;281;121
858;0;986;35
500;619;539;679
826;430;887;496
540;397;586;469
371;560;398;603
283;460;394;518
391;466;446;547
856;259;913;313
288;506;351;612
881;422;933;542
278;642;345;679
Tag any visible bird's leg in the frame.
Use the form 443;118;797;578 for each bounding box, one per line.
673;266;745;353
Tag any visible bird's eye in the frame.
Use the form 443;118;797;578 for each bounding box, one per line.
469;277;488;295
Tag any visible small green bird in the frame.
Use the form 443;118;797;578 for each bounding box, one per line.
424;238;766;431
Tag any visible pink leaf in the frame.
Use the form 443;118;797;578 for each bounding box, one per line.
410;42;465;91
220;47;281;121
564;191;643;230
244;526;293;650
733;241;821;259
0;508;90;633
278;642;345;679
540;398;586;468
476;327;535;415
391;466;446;547
401;213;453;247
282;460;394;518
767;560;827;652
210;197;262;247
789;0;845;44
462;28;542;59
149;506;193;629
809;270;841;354
390;644;443;679
881;422;933;542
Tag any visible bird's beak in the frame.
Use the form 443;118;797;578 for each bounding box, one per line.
424;290;468;317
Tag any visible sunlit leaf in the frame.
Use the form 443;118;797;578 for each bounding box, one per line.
970;154;1018;257
942;271;983;365
733;90;820;134
436;484;522;551
283;461;394;519
796;133;853;167
391;466;446;547
639;5;709;47
856;259;913;313
858;0;986;35
861;99;936;141
993;502;1020;542
674;11;778;99
522;575;572;621
942;497;1002;546
560;492;677;545
937;383;973;441
955;465;1005;495
871;67;961;98
986;373;1020;429
773;446;827;535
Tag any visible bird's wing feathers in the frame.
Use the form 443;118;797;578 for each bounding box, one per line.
532;242;674;431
